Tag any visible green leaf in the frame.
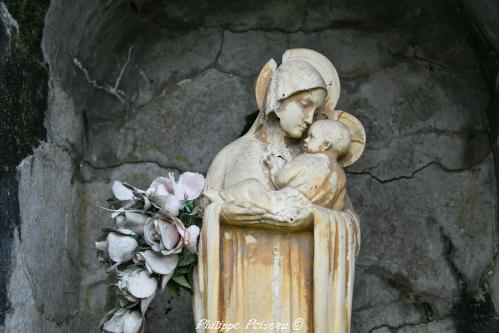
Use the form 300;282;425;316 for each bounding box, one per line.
188;216;202;227
178;252;197;267
166;281;179;298
181;199;196;214
175;266;190;274
129;234;141;244
178;213;190;225
188;205;199;216
172;273;192;291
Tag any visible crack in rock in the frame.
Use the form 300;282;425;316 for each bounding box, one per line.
80;159;185;179
72;45;134;105
18;247;78;326
368;314;452;333
133;56;250;112
348;157;490;184
359;264;436;320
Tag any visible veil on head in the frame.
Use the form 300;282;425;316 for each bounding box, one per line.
253;48;365;167
255;48;341;115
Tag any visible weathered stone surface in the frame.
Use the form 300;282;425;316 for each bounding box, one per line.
76;180;112;333
218;30;288;77
45;82;83;148
135;0;443;32
349;157;496;332
0;3;14;72
6;144;79;331
288;30;407;78
118;27;223;108
144;291;195;333
396;318;456;333
0;0;48;170
341;59;488;181
459;0;499;54
86;69;254;173
6;235;77;333
490;254;499;317
352;269;426;332
0;6;14;332
370;317;457;333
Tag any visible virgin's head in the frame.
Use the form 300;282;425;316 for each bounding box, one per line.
252;49;341;139
266;60;327;138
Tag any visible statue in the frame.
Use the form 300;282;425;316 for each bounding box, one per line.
193;49;366;333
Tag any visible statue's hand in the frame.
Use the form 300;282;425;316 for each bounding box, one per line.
280;205;314;230
220;200;268;223
221;200;314;231
290;205;314;223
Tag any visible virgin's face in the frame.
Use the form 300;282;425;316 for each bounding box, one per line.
275;89;327;139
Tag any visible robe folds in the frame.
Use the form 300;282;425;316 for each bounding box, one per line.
193;202;360;333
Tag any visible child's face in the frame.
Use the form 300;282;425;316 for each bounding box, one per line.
303;127;328;153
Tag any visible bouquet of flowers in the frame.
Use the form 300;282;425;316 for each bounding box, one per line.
96;172;205;333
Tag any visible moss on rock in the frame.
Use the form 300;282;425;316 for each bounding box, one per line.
0;0;49;172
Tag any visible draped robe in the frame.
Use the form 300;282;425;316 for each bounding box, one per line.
193;133;360;333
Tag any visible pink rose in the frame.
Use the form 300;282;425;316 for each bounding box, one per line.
144;216;185;255
146;172;205;216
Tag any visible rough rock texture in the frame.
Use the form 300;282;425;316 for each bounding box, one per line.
8;144;79;332
2;0;499;332
0;0;48;168
350;159;496;332
458;0;499;55
0;1;49;332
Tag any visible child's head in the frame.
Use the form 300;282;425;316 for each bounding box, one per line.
304;120;351;155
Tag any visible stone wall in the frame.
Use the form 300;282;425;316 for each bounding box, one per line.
0;0;49;332
1;0;499;332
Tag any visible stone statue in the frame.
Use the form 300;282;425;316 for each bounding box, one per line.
193;49;366;333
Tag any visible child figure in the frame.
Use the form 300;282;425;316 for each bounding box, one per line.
207;119;354;222
273;119;351;211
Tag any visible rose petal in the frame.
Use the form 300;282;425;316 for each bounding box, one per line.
143;196;151;210
163;195;181;216
102;308;128;332
140;293;156;314
116;286;138;303
178;172;206;200
147;177;173;196
185;225;200;254
123;211;149;236
138;250;179;275
101;308;142;333
124;270;158;299
107;232;138;263
143;219;160;252
158;221;181;250
172;217;186;238
116;228;136;235
112;181;135;201
161;272;173;291
111;207;125;219
95;240;108;252
99;307;119;331
123;310;143;333
169;172;186;200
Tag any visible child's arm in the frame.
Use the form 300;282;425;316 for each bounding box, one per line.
265;153;287;188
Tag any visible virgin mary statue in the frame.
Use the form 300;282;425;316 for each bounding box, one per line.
193;49;366;333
